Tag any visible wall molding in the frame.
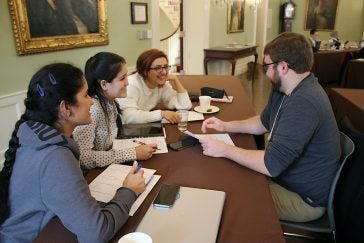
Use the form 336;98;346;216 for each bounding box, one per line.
0;91;26;170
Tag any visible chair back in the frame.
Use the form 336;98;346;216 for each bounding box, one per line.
326;131;355;230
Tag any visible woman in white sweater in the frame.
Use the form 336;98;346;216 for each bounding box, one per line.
119;49;192;124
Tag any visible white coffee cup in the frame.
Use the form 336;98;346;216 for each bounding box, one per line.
199;96;212;112
118;232;152;243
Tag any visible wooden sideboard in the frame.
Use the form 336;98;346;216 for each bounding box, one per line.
204;45;258;80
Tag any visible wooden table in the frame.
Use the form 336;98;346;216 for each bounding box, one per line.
312;48;359;85
204;45;258;79
34;75;284;243
341;59;364;88
327;88;364;133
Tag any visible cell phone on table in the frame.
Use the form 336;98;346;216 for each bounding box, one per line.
168;137;199;151
153;184;180;208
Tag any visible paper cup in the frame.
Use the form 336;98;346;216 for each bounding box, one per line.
199;96;212;112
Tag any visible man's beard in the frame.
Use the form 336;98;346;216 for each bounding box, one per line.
270;67;282;91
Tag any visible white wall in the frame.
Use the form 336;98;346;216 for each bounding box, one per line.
182;0;210;74
0;91;26;169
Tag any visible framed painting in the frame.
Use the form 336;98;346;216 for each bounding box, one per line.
130;2;148;24
227;0;245;33
305;0;339;31
8;0;108;55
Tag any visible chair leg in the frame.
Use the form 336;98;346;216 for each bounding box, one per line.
332;230;336;243
283;232;318;240
283;231;332;241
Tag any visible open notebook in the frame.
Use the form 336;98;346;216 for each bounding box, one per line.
89;164;160;216
113;137;168;154
136;186;226;243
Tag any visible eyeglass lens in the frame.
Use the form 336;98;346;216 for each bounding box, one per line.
150;65;170;72
262;62;278;73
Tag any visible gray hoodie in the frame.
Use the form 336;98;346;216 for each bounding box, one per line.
0;121;136;243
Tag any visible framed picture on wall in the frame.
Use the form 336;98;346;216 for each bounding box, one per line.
130;2;148;24
8;0;108;55
227;0;245;33
305;0;339;31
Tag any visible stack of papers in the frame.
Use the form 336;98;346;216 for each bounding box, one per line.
89;163;161;216
184;130;235;145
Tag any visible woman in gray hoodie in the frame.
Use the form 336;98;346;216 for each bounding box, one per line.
0;63;146;242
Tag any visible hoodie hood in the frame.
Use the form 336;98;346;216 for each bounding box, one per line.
18;121;80;160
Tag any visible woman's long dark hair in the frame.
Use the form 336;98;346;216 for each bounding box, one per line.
0;63;84;224
84;52;126;132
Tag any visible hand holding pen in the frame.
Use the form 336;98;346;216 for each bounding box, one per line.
132;139;160;150
133;140;158;160
123;161;146;195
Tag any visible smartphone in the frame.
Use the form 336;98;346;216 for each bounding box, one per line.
168;137;199;151
153;184;180;208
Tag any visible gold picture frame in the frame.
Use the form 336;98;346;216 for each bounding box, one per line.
304;0;339;31
227;0;245;33
8;0;108;55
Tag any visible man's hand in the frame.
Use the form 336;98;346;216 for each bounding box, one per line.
201;116;226;133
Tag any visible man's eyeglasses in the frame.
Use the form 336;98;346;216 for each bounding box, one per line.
262;61;281;73
149;65;171;73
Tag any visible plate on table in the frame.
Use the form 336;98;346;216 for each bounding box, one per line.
194;105;220;114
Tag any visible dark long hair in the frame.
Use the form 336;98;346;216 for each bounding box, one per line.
0;63;84;224
84;52;126;132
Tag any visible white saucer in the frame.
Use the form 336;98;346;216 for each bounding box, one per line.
194;105;220;114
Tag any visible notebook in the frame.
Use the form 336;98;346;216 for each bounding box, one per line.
89;163;160;216
113;137;168;154
136;186;226;243
89;164;156;203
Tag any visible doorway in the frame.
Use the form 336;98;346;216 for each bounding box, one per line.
151;0;210;74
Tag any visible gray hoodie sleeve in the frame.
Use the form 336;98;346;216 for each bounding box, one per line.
39;147;136;243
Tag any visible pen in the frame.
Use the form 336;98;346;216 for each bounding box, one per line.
132;139;146;145
133;164;142;174
223;89;231;101
137;164;142;171
132;139;160;150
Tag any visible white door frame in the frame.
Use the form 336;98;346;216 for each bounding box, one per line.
151;0;210;74
255;0;268;64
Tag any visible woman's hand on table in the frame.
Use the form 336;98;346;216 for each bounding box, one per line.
161;110;179;124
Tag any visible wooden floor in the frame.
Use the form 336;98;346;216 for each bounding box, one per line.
238;67;335;243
